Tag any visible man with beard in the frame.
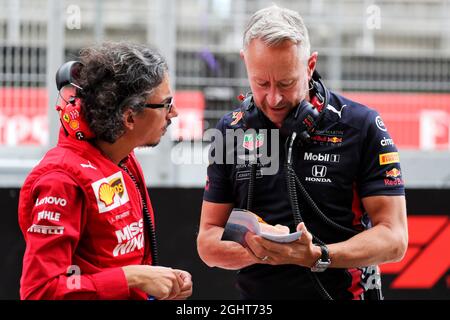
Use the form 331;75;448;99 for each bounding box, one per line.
19;42;192;300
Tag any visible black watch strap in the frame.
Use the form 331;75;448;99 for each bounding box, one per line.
319;245;329;261
311;244;331;272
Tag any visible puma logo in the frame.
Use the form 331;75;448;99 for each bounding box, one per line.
326;104;347;118
80;161;97;170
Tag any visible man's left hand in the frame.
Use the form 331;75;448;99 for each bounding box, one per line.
245;222;321;267
172;269;193;300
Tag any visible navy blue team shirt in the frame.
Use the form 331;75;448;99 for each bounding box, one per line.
203;90;405;300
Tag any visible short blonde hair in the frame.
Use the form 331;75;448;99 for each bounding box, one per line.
243;5;310;62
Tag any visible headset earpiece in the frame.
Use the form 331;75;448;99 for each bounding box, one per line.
55;61;95;140
280;100;320;145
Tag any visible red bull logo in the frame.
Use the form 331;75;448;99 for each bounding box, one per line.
311;135;343;145
386;168;401;178
328;136;343;144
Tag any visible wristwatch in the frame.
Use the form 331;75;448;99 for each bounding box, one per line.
311;245;331;272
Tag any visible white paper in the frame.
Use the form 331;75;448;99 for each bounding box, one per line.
221;208;302;245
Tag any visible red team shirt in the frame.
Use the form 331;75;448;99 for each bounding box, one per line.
18;130;154;299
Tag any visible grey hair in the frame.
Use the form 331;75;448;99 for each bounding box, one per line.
243;4;311;62
77;42;168;143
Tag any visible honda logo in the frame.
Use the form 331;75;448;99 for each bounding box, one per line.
312;165;327;177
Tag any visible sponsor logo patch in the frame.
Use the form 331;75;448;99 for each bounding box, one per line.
311;135;344;144
384;178;404;186
69;110;80;120
27;224;64;235
80;161;97;170
310;130;344;146
380;136;395;147
113;219;144;257
304;152;340;163
243;133;264;151
110;178;125;198
37;210;61;222
386;168;401;178
305;165;332;183
108;211;131;224
98;183;116;207
230;111;244;126
69;120;79;130
376;116;387;132
236;170;262;181
326;104;347;118
312;165;327;177
379;152;400;165
35;196;67;207
91;171;130;213
328;136;342;144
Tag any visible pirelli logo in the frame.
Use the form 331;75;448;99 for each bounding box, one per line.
379;152;400;165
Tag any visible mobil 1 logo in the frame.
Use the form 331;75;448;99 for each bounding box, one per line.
303;152;340;163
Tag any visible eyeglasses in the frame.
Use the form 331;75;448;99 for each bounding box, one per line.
144;97;173;113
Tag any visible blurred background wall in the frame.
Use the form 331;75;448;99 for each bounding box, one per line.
0;0;449;299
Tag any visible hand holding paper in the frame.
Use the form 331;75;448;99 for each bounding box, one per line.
221;208;302;246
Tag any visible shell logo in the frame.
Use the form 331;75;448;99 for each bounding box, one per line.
92;172;129;213
69;120;79;130
98;182;116;207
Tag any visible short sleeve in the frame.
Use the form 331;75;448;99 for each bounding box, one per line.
203;117;234;203
358;110;405;198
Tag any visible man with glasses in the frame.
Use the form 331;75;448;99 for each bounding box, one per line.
18;42;192;300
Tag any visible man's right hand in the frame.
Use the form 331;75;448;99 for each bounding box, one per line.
122;265;190;300
259;223;290;235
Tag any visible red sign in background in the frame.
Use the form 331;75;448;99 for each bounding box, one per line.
1;88;450;148
0;88;207;145
381;215;450;289
0;87;48;145
344;92;450;150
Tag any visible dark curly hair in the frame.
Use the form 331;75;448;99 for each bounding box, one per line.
76;42;168;143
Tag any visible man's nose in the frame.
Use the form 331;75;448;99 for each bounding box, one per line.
168;103;178;119
266;87;283;107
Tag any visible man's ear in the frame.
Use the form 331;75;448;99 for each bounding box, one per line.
123;109;135;130
307;52;319;80
239;49;245;61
